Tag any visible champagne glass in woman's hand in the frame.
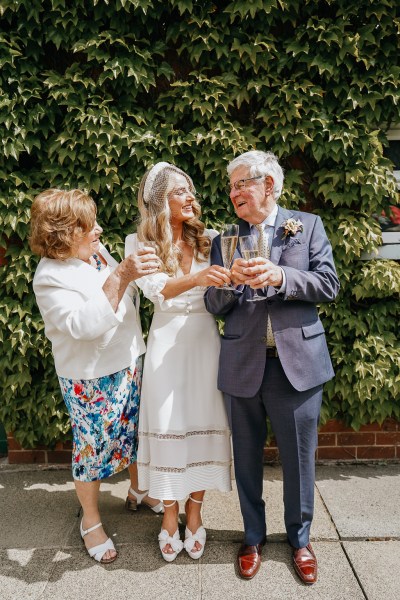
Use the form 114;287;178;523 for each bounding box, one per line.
130;236;160;274
239;235;267;302
220;224;239;290
133;234;157;252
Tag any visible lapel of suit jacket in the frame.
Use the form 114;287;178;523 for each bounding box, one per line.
238;220;251;236
100;242;140;300
264;205;293;298
270;205;293;265
99;243;118;268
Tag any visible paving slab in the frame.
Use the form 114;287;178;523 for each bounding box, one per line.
82;473;165;544
2;463;398;600
0;548;58;600
259;466;338;542
200;541;364;600
105;466;337;545
40;543;199;600
0;471;79;549
316;464;400;539
343;541;400;600
202;466;337;543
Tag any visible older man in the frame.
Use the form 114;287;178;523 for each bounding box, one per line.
204;150;339;584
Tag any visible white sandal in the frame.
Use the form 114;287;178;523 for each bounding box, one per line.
80;520;117;564
158;501;183;563
125;487;164;514
184;495;207;559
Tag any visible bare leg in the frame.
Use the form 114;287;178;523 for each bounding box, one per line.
127;462;161;509
186;490;205;552
161;500;179;555
75;480;116;561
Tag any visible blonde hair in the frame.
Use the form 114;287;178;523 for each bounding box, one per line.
29;189;97;259
137;165;211;275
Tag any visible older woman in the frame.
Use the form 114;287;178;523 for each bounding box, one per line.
125;162;232;562
30;188;162;564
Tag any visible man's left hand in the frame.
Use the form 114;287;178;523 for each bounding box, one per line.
242;257;283;289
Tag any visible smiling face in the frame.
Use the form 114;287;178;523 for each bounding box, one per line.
229;165;276;225
74;221;103;261
168;173;196;225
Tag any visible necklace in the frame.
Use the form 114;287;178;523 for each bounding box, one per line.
92;253;102;271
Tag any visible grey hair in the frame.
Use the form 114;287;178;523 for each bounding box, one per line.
227;150;284;200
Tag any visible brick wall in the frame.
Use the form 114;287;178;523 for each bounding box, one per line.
264;418;400;463
7;419;400;465
6;433;72;464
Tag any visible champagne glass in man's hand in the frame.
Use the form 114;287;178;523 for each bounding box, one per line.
220;224;239;291
239;235;267;302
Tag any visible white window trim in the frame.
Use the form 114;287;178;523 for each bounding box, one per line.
386;126;400;187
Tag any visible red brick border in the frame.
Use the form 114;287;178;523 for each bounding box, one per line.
263;418;400;463
7;433;72;465
7;419;400;465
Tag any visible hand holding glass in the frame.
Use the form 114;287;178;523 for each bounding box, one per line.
130;236;160;272
220;224;239;291
132;236;158;254
239;235;267;302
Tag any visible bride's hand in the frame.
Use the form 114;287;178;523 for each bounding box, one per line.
194;265;231;288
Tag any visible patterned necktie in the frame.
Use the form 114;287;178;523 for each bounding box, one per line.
255;224;276;347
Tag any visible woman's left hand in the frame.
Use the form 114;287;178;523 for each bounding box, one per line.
194;265;231;288
121;250;161;281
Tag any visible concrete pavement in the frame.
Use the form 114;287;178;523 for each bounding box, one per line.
0;462;399;600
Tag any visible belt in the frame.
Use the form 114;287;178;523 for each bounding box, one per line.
265;347;278;358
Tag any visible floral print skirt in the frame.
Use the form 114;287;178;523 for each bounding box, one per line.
58;358;142;482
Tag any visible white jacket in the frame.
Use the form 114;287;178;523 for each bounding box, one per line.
32;244;145;380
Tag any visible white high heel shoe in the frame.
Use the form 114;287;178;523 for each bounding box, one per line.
184;495;206;560
158;500;183;563
125;487;164;514
80;520;117;564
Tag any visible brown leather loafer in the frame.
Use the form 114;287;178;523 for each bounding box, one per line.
237;543;264;579
292;543;318;585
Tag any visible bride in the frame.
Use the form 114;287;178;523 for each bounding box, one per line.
125;162;232;562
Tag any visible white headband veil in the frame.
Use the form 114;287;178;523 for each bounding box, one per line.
143;162;172;204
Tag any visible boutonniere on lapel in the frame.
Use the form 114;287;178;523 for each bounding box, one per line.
281;218;304;240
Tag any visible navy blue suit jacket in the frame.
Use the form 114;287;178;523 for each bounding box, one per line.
204;206;340;396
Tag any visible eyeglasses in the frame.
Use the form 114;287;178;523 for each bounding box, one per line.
226;175;264;195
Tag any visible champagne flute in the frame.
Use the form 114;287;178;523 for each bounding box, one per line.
132;236;160;271
134;235;158;254
220;224;239;291
239;235;267;302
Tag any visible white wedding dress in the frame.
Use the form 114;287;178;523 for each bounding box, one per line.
125;231;232;499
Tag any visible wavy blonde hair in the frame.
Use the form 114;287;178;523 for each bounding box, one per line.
30;188;96;259
137;165;211;275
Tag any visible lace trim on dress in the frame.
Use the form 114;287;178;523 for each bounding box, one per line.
140;429;230;440
138;460;231;473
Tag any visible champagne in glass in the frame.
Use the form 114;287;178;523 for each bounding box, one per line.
132;236;160;273
134;235;158;254
220;224;239;290
239;235;267;302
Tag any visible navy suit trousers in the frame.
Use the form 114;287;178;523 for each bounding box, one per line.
225;356;322;548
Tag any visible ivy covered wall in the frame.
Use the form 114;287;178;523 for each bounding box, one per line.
0;0;399;448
